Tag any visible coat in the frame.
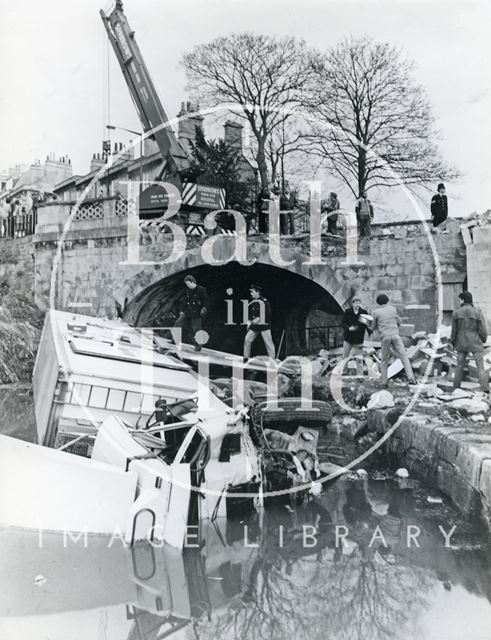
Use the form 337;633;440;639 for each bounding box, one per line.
342;306;370;344
451;304;488;352
431;194;448;223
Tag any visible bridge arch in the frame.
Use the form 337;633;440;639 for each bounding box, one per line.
120;240;352;356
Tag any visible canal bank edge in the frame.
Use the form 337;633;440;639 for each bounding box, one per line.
330;409;491;529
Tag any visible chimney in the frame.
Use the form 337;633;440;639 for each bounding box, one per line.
90;153;105;173
224;120;243;153
177;100;204;153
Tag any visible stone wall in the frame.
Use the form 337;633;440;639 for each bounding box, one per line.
30;218;467;332
465;225;491;326
0;236;35;300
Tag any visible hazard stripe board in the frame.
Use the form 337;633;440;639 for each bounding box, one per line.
186;224;207;236
182;182;225;209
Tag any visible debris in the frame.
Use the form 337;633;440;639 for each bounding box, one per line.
310;481;322;496
471;414;485;422
395;468;409;478
367;390;395;410
419;383;442;398
356;468;368;477
446;397;489;415
387;359;404;378
319;461;350;476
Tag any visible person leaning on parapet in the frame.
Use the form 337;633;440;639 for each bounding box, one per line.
451;291;489;394
355;191;374;238
341;296;371;376
256;183;276;234
279;185;295;236
430;183;448;228
243;284;275;361
175;275;208;351
322;192;340;235
372;294;415;386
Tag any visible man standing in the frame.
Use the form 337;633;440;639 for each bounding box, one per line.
451;291;489;393
243;285;275;361
322;192;340;235
341;297;370;375
355;192;374;238
256;183;276;234
372;294;415;386
430;183;448;228
175;275;208;351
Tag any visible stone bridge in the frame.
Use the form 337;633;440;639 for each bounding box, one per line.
2;196;485;355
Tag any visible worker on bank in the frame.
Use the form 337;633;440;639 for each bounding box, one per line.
243;284;275;361
256;183;275;234
341;296;371;375
372;294;415;386
430;183;448;228
451;291;489;393
355;191;374;238
322;192;340;235
279;186;293;235
175;275;208;351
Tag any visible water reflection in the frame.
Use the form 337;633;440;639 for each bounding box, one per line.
0;385;36;442
1;478;490;640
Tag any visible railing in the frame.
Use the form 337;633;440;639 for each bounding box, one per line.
0;211;38;239
305;325;344;352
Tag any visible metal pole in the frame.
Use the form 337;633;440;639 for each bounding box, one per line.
139;133;143;194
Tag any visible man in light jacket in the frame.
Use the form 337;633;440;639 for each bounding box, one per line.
372;294;415;386
451;291;489;393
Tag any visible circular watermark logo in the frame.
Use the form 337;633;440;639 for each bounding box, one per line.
48;102;445;503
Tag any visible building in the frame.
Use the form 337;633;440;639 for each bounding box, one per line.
0;155;73;206
52;107;256;205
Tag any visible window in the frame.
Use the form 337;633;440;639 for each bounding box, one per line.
124;391;142;413
88;386;108;409
141;394;159;414
71;383;91;406
106;388;126;411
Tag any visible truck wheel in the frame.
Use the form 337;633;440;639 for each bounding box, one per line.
252;397;331;434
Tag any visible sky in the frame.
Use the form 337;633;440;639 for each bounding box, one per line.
0;0;490;218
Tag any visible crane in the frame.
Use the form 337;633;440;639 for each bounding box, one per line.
100;1;225;226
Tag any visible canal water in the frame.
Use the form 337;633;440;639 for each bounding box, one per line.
1;385;490;640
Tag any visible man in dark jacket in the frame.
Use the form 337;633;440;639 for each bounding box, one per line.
355;192;374;238
257;184;275;234
175;275;208;351
322;192;340;235
341;297;371;375
430;183;448;228
243;284;275;360
451;291;489;392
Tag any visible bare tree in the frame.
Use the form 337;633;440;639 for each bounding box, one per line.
265;118;314;189
303;37;460;198
181;33;314;188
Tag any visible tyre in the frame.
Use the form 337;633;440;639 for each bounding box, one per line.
252;397;331;434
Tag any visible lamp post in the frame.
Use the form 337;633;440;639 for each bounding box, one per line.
106;124;144;193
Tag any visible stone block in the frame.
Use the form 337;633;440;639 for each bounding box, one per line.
406;447;437;480
479;459;491;509
455;441;491;488
437;461;479;514
411;420;436;452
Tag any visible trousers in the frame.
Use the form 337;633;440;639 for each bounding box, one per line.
175;315;202;349
342;341;364;375
380;335;414;384
244;329;275;359
453;350;489;392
